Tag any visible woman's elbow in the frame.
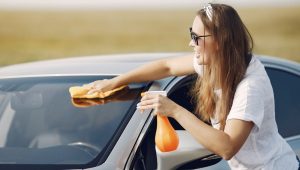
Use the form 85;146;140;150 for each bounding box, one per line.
219;147;236;160
221;153;234;160
159;59;173;76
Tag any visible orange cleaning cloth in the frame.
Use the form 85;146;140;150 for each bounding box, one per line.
69;85;127;99
71;98;107;108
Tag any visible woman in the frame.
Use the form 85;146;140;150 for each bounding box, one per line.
86;3;299;169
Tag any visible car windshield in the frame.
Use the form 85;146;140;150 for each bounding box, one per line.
0;76;150;169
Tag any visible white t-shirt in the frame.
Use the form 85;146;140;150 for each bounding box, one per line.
193;56;298;170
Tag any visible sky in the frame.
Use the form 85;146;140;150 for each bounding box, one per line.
0;0;300;10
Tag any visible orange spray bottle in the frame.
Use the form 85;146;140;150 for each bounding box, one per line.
142;91;179;152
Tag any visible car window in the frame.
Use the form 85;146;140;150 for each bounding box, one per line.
0;76;150;169
266;68;300;138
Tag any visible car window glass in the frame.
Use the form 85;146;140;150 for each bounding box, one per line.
266;68;300;137
0;76;150;169
0;92;4;108
0;94;3;103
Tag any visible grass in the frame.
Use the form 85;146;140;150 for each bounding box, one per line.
0;7;299;66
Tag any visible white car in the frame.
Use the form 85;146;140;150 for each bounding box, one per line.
0;53;299;169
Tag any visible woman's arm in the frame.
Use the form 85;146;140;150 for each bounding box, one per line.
138;94;254;160
112;53;195;88
86;53;195;94
173;107;254;160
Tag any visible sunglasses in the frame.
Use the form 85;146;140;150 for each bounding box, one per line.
189;27;211;45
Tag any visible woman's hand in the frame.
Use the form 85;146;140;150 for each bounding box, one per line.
84;79;117;94
136;93;183;118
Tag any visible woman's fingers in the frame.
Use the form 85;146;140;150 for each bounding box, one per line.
83;82;94;89
84;80;106;94
87;89;96;95
137;96;163;115
137;104;157;110
137;93;172;116
141;93;165;101
137;98;157;108
137;93;180;118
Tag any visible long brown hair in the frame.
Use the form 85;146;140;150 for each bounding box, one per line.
191;4;253;130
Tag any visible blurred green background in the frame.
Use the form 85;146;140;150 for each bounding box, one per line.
0;7;299;66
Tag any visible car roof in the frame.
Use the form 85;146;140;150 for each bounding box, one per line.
0;53;299;78
0;53;184;78
258;55;300;75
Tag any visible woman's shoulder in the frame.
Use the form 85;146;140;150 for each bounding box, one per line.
236;60;272;98
245;56;266;77
241;57;270;85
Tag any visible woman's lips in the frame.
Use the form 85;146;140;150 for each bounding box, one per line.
194;52;202;65
194;51;201;58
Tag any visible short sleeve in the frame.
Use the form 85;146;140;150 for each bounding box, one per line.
227;79;264;132
193;56;203;76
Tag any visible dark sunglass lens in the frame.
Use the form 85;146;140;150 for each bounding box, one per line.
191;34;198;45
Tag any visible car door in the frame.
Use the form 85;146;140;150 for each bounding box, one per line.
129;74;223;170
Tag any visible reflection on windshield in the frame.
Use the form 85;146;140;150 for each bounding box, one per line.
71;86;141;108
0;76;150;168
